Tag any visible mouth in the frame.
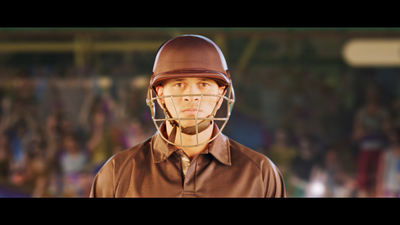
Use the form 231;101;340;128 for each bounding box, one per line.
181;108;201;114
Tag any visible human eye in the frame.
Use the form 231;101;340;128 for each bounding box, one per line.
199;82;211;88
173;82;185;88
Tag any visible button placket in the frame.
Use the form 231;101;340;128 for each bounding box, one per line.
181;153;190;178
177;148;210;197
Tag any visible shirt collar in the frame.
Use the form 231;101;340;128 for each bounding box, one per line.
151;122;232;166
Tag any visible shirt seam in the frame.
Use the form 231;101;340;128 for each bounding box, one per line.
230;141;263;172
230;141;269;190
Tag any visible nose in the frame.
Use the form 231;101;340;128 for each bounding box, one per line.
183;84;200;102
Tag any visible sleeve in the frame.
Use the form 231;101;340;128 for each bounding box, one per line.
89;157;115;198
264;158;286;198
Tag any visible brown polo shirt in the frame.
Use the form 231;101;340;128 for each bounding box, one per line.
90;123;286;197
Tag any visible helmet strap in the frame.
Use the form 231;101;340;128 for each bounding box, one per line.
161;105;212;146
181;119;212;135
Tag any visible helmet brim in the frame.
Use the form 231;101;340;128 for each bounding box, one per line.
150;70;230;88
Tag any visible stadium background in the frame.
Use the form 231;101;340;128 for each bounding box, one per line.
0;28;399;197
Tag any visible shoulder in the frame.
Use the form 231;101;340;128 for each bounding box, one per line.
229;138;276;171
229;138;286;197
90;137;153;198
108;137;153;172
113;137;152;160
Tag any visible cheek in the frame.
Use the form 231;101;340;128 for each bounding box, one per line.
200;97;219;110
163;97;183;115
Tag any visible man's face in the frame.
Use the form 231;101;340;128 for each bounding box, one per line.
156;77;225;128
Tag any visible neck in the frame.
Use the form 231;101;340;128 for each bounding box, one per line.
166;121;214;161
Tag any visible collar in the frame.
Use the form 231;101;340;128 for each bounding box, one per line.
151;122;232;166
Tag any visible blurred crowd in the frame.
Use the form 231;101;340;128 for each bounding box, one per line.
0;64;399;197
0;65;156;197
253;68;400;197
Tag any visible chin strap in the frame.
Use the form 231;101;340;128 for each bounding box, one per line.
181;119;212;135
167;116;213;143
163;105;213;143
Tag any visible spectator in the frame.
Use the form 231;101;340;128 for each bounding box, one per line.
376;130;400;197
290;136;317;197
0;133;11;180
264;128;297;195
60;134;88;176
314;146;356;197
85;106;109;167
59;133;89;196
352;83;391;197
390;98;400;134
26;128;49;197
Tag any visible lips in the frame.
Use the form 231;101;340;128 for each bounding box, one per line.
182;108;199;114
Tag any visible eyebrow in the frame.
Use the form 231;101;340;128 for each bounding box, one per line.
199;78;213;81
169;78;214;82
171;78;186;82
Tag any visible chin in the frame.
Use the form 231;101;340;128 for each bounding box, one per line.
180;120;198;128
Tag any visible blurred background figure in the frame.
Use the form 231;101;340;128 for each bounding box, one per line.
290;136;317;197
0;28;399;197
60;133;88;176
309;145;356;197
376;130;400;197
0;133;11;181
262;128;297;196
352;83;391;197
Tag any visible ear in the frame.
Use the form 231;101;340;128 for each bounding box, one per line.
215;86;227;110
218;86;227;96
155;85;165;107
156;85;163;96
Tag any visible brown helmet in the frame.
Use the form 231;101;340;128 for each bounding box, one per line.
150;34;231;89
146;34;235;148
